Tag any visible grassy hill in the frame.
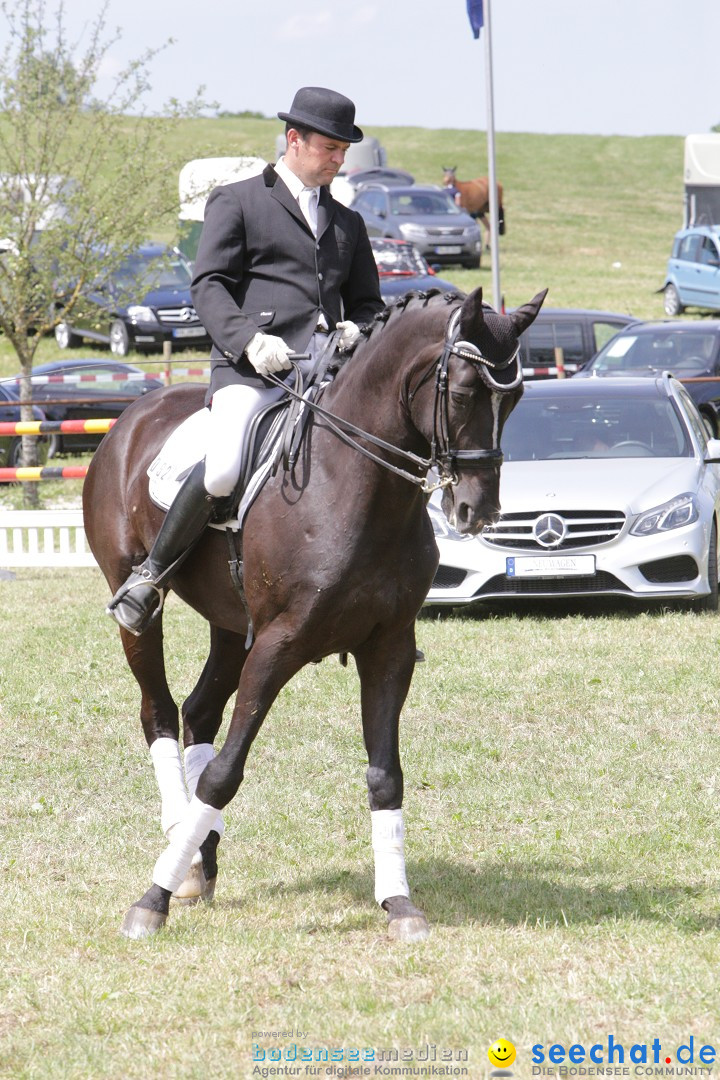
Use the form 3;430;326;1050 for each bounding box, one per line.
163;116;686;316
0;118;686;377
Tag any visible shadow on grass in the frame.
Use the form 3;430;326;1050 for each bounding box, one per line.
270;858;720;934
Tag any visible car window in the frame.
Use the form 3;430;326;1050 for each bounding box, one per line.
677;234;700;261
501;395;691;461
373;244;425;276
115;252;192;291
523;321;585;367
592;331;719;375
592;320;630;351
389;192;461;216
356;191;386;216
699;238;720;266
675;384;709;448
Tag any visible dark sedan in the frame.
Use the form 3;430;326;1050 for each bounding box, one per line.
53;243;211;357
370;238;463;302
574;318;720;436
0;382;48;474
517;307;637;378
12;359;164;456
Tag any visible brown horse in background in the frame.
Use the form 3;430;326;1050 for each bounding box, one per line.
442;167;505;250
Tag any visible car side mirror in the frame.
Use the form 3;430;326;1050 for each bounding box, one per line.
704;437;720;462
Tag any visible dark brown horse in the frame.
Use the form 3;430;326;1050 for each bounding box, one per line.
442;167;505;250
82;285;546;942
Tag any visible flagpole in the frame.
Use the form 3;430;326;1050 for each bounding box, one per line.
483;0;501;310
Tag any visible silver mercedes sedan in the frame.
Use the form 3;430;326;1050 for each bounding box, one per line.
426;374;720;612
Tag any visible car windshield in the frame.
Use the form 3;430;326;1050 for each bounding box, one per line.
373;243;427;276
591;329;719;376
390;192;461;216
501;392;692;460
114;252;192;292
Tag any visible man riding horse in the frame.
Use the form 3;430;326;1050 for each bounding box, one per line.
107;86;385;636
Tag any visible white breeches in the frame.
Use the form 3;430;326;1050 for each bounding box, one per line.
203;346;321;498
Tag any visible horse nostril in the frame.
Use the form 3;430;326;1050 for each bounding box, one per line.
457;502;478;529
457;500;500;533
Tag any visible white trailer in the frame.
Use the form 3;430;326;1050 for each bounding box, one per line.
178;156;266;260
684;134;720;226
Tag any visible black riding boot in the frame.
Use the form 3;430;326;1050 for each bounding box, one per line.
106;460;220;636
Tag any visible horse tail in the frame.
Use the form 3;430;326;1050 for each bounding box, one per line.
498;203;506;235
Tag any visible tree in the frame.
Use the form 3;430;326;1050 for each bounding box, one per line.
0;0;208;503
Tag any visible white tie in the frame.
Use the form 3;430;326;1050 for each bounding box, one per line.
299;187;318;236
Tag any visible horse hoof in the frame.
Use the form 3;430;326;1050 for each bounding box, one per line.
172;863;217;906
383;896;430;942
387;914;431;943
120;905;168;940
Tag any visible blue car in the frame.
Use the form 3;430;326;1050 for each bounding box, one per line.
662;225;720;316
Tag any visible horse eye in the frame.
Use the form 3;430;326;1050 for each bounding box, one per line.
450;391;472;409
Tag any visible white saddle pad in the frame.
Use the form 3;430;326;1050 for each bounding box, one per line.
147;408;210;510
147;406;278;531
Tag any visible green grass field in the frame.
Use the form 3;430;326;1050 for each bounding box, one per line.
1;572;720;1078
1;122;717;1079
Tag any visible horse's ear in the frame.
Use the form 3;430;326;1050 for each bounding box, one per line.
458;287;485;335
509;288;549;335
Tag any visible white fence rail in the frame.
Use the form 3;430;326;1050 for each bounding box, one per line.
0;510;97;568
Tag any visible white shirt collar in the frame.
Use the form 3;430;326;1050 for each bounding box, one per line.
275;157;318;202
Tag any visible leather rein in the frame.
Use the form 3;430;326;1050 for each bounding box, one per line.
264;307;518;494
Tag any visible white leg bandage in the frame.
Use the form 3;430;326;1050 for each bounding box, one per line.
153;796;221;893
371;809;410;905
149;737;189;838
184;743;224;839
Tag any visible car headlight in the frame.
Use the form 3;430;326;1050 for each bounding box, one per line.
427;500;472;541
630;493;699;536
127;305;158;325
399;223;428;241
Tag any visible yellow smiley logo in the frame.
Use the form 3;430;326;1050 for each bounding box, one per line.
488;1039;516;1068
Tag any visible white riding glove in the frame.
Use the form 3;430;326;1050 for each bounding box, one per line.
245;332;293;377
336;320;362;352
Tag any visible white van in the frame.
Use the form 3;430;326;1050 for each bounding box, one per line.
684;134;720;227
178;157;266;260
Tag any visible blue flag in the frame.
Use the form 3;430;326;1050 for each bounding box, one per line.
467;0;483;38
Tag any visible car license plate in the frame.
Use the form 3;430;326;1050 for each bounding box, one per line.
172;326;206;339
434;245;462;255
506;555;596;578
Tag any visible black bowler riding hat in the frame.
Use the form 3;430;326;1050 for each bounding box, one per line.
278;86;363;143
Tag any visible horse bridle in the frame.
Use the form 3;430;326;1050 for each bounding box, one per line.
264;306;520;494
416;306;520;484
